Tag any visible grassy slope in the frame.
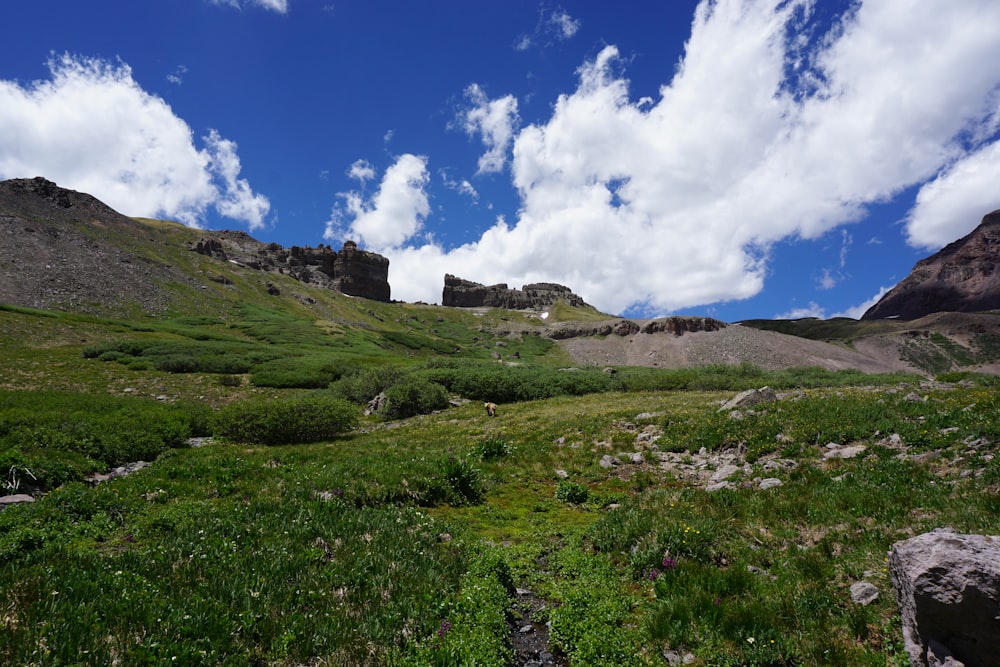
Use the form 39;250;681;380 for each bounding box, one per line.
1;289;999;665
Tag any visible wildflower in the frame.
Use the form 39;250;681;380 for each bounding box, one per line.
437;619;452;637
747;637;756;645
648;568;660;581
662;557;677;570
714;596;722;606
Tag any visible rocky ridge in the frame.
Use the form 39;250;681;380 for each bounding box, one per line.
863;209;1000;320
442;274;591;310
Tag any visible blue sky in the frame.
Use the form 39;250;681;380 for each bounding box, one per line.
2;1;1000;321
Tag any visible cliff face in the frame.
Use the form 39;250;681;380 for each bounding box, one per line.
863;210;1000;320
442;274;591;310
192;236;391;302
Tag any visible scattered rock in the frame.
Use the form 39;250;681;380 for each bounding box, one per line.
599;455;620;469
850;582;880;606
823;444;868;460
0;494;34;506
759;478;783;490
888;528;1000;667
554;469;569;479
718;386;777;412
87;461;150;484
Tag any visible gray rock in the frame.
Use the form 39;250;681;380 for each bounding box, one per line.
759;478;783;490
889;529;1000;667
705;481;732;492
554;469;569;479
850;581;880;606
0;493;34;506
718;386;777;412
710;464;741;483
599;455;620;469
823;444;867;460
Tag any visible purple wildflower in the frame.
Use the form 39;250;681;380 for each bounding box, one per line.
662;557;677;570
648;568;660;581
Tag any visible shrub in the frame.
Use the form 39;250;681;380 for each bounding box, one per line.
379;378;450;421
555;480;590;505
329;365;405;404
210;392;359;445
439;456;484;505
476;435;513;461
250;356;347;389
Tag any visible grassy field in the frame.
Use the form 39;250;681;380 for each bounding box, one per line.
1;303;999;666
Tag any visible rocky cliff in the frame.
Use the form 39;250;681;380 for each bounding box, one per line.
192;236;390;302
863;210;1000;320
442;274;591;310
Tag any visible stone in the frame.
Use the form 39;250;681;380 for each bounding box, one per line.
710;464;741;483
850;581;880;606
718;387;777;412
0;494;34;506
759;478;783;490
888;529;1000;667
823;444;868;460
599;455;620;469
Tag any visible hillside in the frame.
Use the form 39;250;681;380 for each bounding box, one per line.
3;176;1000;377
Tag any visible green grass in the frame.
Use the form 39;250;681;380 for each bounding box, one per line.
2;302;999;665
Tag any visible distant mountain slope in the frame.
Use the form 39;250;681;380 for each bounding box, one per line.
862;209;1000;320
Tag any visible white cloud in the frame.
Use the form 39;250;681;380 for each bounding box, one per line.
379;0;1000;313
904;138;1000;249
347;159;376;183
0;53;269;229
325;154;430;249
209;0;288;13
775;301;825;320
833;285;893;320
515;5;580;52
550;10;580;40
460;84;520;174
818;269;836;290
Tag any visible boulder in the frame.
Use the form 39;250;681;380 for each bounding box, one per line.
888;529;1000;666
718;387;777;412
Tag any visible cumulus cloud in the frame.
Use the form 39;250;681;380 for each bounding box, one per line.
904;139;1000;249
325;154;430;249
460;84;520;174
338;0;1000;314
0;53;269;229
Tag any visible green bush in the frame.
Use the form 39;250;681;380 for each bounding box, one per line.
250;356;347;389
438;456;484;505
555;480;590;505
380;378;450;420
210;392;359;445
476;435;513;460
329;365;405;404
0;390;210;470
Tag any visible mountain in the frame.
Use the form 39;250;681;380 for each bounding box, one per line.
2;176;1000;376
862;210;1000;320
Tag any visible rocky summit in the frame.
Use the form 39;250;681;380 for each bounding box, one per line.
863;209;1000;321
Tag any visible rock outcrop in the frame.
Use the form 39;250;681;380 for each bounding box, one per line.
442;274;590;310
191;235;390;302
888;528;1000;667
863;210;1000;320
546;316;726;340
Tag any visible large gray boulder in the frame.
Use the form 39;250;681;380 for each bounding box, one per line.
888;529;1000;666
